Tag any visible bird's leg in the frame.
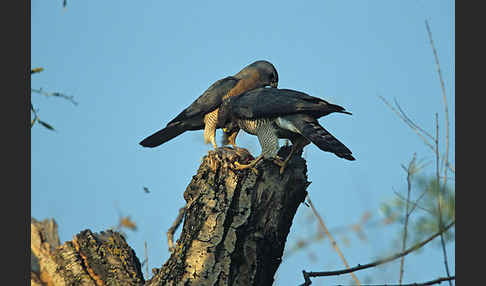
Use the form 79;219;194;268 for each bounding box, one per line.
235;154;286;174
226;130;239;149
235;154;286;175
234;154;263;174
278;146;297;175
211;133;218;150
268;156;285;173
278;138;309;175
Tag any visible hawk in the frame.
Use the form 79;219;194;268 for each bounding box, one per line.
218;87;355;174
139;60;279;149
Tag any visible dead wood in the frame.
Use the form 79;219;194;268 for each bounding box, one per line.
32;146;310;286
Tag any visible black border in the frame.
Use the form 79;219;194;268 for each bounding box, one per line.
4;0;30;284
27;0;31;283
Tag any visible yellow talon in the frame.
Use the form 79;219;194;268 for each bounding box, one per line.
234;161;259;175
233;155;263;172
271;156;289;175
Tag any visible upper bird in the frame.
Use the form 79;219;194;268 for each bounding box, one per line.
139;60;279;149
218;87;355;174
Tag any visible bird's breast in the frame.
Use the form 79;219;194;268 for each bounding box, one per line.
238;118;274;135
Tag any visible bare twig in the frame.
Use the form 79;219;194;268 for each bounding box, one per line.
167;206;186;253
434;113;452;285
307;195;361;286
379;96;454;174
30;103;56;131
425;20;450;184
399;176;434;217
301;220;454;280
144;241;149;279
31;117;38;127
332;275;455;286
31;88;79;106
393;191;433;215
398;154;416;284
379;96;435;151
301;270;312;286
445;164;454;173
285;212;393;259
427;21;453;286
31;103;39;127
31;87;77;131
394;99;435;141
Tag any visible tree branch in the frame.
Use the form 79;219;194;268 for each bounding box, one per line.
31;218;145;286
31;88;78;106
301;220;454;283
435;113;452;285
331;275;455;286
379;96;435;151
307;195;361;285
425;19;450;184
398;154;416;284
378;96;454;174
166;206;186;253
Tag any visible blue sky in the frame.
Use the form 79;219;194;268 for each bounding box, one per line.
31;1;454;285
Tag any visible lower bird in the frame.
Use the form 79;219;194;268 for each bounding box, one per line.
218;87;355;174
139;60;279;149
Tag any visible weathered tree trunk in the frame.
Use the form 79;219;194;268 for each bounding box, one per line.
31;218;145;286
31;146;310;286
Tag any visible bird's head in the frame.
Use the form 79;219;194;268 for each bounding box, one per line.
236;60;279;88
222;120;239;136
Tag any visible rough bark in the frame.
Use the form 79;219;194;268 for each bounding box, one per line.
31;146;310;286
147;146;309;285
31;218;145;286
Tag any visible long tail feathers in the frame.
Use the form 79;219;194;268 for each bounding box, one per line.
328;103;352;115
299;120;355;161
338;110;352;116
139;123;187;148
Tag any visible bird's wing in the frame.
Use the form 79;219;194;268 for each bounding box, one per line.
167;76;240;125
228;87;350;120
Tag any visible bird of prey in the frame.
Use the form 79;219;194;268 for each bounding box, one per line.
218;87;355;174
139;60;279;149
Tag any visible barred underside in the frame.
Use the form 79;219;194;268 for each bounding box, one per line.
204;109;219;145
238;118;279;158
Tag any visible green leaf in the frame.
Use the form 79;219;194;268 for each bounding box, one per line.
38;120;55;131
31;67;44;74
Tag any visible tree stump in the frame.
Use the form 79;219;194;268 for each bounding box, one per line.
31;218;145;286
31;146;310;286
